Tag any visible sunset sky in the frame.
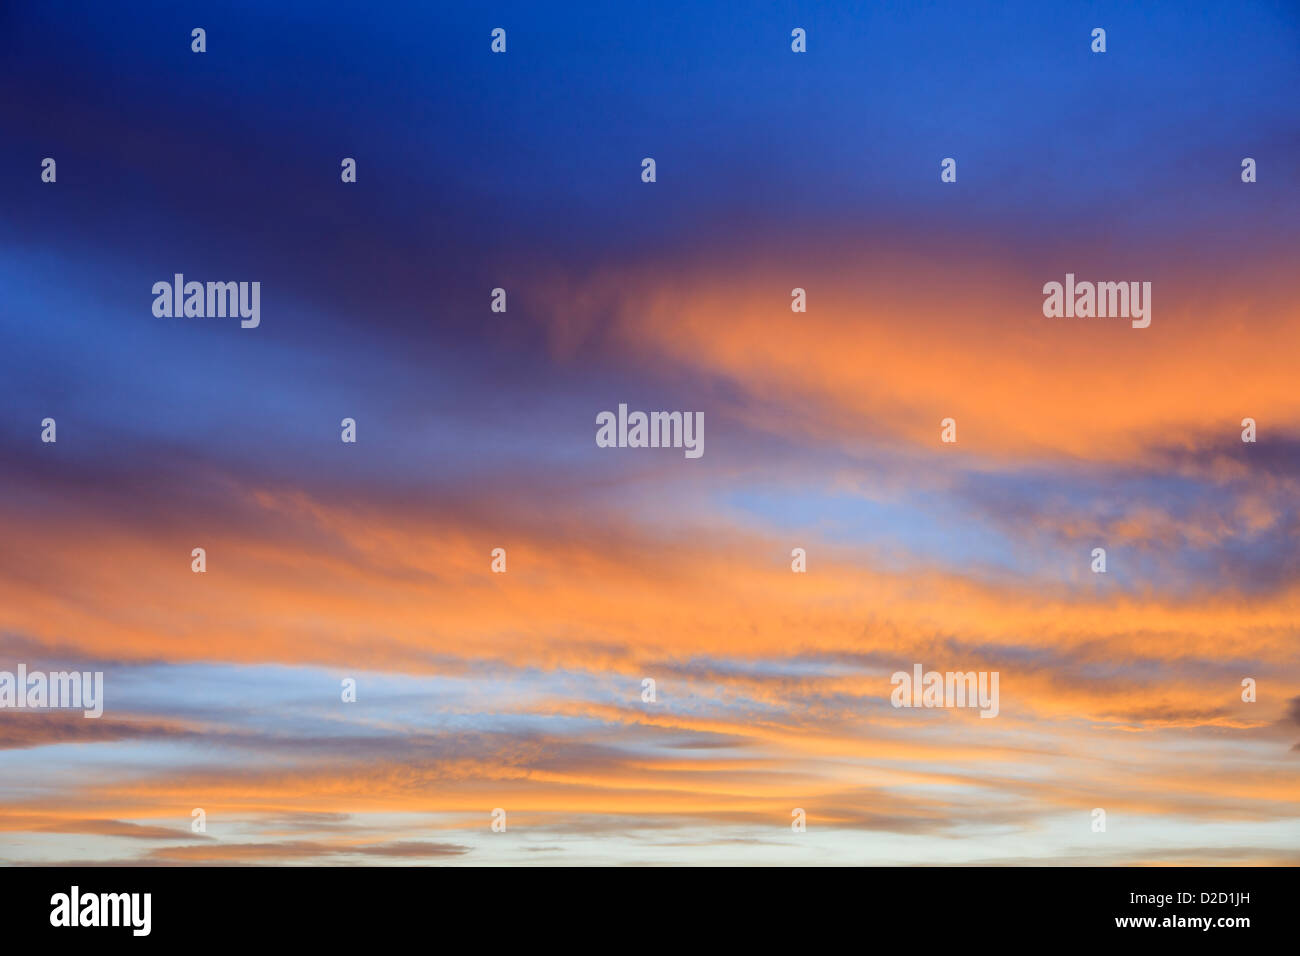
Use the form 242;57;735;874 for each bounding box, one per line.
2;0;1298;865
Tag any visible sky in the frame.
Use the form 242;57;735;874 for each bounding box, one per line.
1;0;1299;865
